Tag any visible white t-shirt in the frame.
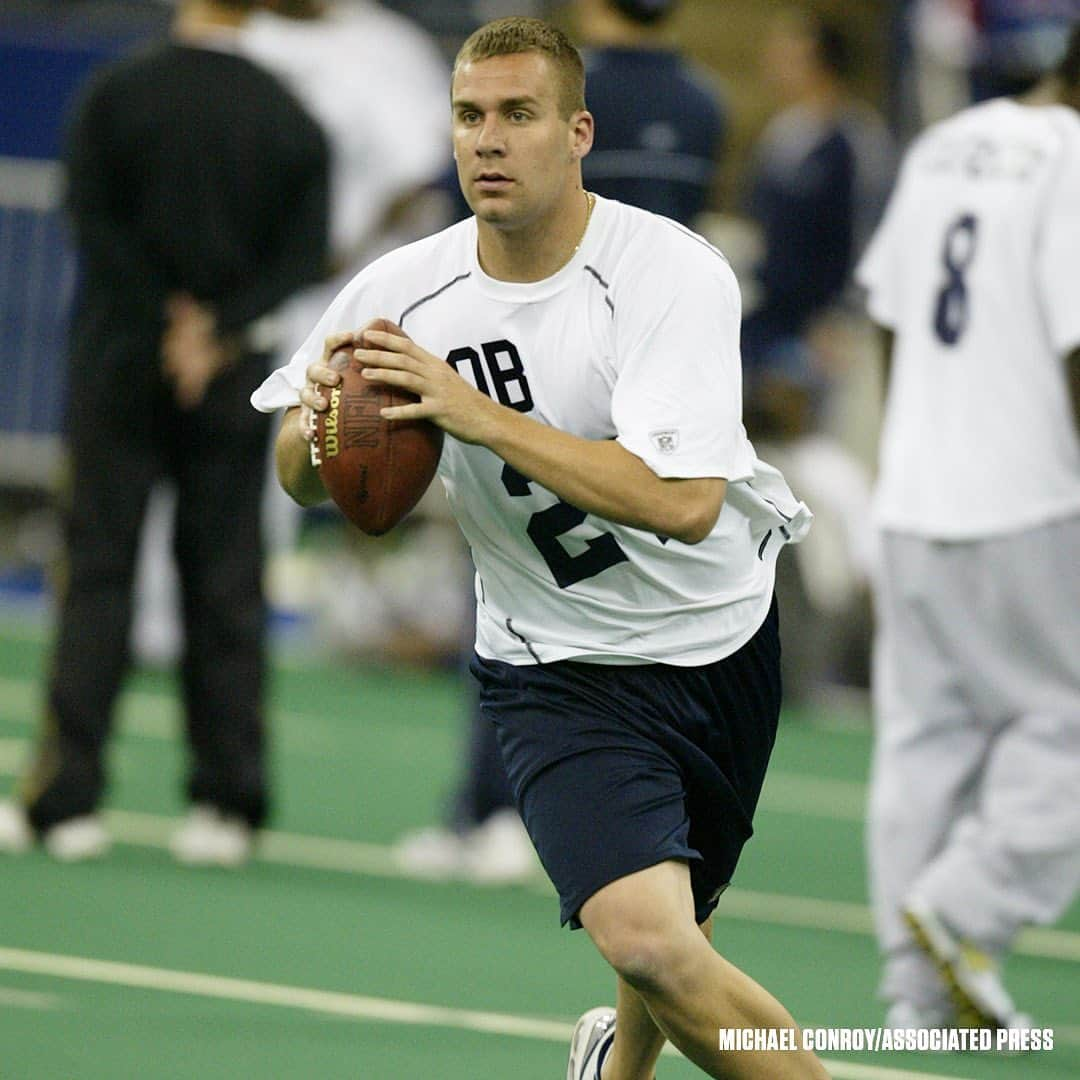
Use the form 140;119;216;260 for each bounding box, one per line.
857;98;1080;539
238;3;449;261
253;197;811;666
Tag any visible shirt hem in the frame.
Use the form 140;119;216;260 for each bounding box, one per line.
473;575;776;668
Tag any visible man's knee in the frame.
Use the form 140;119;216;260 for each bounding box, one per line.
579;861;705;992
591;920;697;995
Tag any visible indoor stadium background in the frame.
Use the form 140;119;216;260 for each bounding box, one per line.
1;2;1077;1078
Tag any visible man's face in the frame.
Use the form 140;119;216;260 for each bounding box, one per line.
451;52;592;229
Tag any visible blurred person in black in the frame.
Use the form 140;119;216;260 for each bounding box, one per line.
741;8;893;397
738;8;892;709
394;0;729;884
0;0;329;864
130;0;452;664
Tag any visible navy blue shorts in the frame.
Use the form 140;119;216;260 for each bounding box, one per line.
470;598;780;928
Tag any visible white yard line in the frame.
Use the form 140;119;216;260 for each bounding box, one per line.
0;673;866;820
0;946;570;1039
0;773;1073;969
100;809;1080;965
0;947;976;1080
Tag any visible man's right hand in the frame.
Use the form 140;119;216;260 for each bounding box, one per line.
297;329;354;446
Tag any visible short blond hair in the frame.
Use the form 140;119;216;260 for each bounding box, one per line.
453;17;586;118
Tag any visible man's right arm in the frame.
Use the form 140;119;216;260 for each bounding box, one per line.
275;407;328;507
267;329;369;506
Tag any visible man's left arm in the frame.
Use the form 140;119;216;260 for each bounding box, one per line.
468;401;727;546
355;331;725;544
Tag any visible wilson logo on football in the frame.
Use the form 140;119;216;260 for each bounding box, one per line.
323;385;342;459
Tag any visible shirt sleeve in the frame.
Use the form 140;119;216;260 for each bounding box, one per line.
1035;111;1080;357
610;238;755;481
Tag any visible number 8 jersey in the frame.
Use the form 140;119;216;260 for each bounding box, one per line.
857;98;1080;539
253;196;811;666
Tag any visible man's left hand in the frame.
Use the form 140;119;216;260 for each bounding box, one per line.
355;329;500;445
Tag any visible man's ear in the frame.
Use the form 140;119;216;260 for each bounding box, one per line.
570;109;595;161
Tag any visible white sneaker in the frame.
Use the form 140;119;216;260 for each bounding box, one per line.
903;895;1030;1030
393;826;468;880
566;1007;616;1080
884;999;954;1030
394;810;539;885
170;805;252;868
43;815;111;861
461;809;539;885
0;800;33;854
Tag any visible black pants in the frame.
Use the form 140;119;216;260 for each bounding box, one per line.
449;680;516;831
25;348;273;831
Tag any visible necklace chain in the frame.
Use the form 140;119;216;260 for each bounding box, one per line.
560;190;595;272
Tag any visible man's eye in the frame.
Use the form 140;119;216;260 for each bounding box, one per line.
509;111;529;122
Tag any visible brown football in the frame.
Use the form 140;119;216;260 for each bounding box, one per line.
314;335;443;536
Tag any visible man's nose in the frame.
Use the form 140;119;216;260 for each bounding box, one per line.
475;115;505;154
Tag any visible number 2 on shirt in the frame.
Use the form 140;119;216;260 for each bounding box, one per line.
501;463;629;588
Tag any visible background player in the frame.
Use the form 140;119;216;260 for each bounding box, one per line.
857;20;1080;1032
0;0;329;863
578;0;727;225
255;16;827;1080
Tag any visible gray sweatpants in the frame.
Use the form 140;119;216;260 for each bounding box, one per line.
867;516;1080;1008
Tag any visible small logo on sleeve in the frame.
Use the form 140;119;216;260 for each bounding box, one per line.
650;429;680;454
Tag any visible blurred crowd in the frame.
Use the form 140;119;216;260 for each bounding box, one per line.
0;0;1074;857
0;0;1071;694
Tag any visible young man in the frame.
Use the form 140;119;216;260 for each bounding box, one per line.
393;0;731;890
255;18;827;1080
857;23;1080;1031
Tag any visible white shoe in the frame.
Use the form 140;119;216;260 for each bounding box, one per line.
0;800;33;854
393;826;468;880
394;810;539;885
566;1007;616;1080
43;815;111;861
461;809;539;885
884;999;954;1030
903;896;1030;1030
170;805;252;867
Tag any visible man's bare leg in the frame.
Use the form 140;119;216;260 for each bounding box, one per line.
580;861;830;1079
602;916;719;1080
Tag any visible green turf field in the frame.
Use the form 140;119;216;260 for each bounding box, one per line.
1;614;1077;1079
